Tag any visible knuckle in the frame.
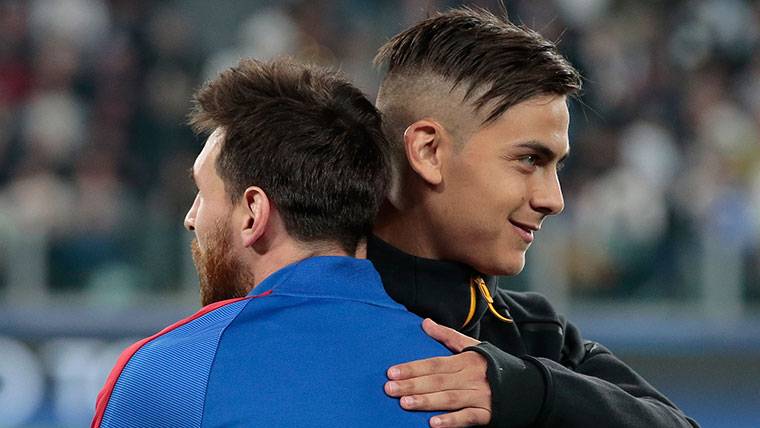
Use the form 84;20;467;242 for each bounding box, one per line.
478;408;493;424
414;394;428;407
447;412;466;427
465;365;485;379
402;364;420;378
464;368;487;385
467;351;487;365
397;380;414;394
459;352;475;363
443;391;458;407
463;350;478;359
477;361;488;375
431;374;446;390
463;409;484;425
429;357;445;371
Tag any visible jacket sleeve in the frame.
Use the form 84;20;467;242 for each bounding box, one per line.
466;322;700;428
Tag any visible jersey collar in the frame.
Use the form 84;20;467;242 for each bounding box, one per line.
249;255;404;310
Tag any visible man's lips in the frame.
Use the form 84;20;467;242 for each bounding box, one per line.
510;220;539;243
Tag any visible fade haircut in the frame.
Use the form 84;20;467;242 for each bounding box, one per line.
375;6;582;155
189;59;390;254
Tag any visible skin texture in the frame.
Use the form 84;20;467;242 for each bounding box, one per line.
379;95;571;427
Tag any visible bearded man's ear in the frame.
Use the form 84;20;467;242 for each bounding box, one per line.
240;187;270;247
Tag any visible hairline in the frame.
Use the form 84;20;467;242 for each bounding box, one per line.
378;68;572;147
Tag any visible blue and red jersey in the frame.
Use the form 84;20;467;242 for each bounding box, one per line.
92;256;450;427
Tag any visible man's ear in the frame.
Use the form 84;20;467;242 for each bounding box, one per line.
403;119;447;186
240;186;270;248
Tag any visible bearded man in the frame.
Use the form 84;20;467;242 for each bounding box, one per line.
91;58;449;427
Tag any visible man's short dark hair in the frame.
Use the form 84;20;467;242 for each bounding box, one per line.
375;6;582;125
188;59;390;254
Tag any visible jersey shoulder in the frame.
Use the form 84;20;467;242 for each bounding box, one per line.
93;295;264;428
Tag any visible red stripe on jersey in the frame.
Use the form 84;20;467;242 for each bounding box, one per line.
91;290;273;428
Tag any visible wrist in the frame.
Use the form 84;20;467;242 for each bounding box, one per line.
464;342;547;428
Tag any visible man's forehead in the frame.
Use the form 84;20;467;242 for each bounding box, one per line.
194;128;224;173
477;94;570;155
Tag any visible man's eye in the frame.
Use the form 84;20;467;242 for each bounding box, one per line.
520;155;538;166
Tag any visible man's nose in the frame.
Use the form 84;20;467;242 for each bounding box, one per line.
184;196;198;231
530;172;564;216
185;211;195;232
184;213;195;231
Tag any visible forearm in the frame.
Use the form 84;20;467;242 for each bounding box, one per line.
468;342;699;428
534;354;698;428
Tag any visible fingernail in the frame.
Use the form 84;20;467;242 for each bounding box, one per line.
388;367;400;378
386;381;398;394
401;396;415;407
430;417;442;426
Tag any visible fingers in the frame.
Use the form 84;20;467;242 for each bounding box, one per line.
429;408;491;427
398;389;491;412
385;369;484;397
422;318;480;352
387;351;484;381
385;347;492;427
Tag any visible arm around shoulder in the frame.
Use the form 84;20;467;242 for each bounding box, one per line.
466;320;700;428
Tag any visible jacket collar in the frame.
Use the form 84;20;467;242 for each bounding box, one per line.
249;256;403;310
366;235;499;333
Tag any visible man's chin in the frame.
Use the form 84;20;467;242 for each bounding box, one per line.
476;255;526;277
191;232;250;306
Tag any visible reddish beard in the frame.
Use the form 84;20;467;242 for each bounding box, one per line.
190;221;252;306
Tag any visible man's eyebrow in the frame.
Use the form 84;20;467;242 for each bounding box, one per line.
515;141;569;163
187;167;196;184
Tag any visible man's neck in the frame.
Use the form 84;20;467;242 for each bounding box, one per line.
374;199;441;260
250;240;351;290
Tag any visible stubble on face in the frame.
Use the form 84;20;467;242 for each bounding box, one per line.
191;220;253;306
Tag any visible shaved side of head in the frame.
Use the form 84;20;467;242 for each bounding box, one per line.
375;6;582;176
376;71;481;167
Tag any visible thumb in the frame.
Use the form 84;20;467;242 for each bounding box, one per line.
422;318;480;352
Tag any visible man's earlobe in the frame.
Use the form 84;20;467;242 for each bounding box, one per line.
404;120;444;186
241;187;270;247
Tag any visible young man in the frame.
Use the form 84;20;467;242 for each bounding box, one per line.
370;7;699;428
91;59;449;427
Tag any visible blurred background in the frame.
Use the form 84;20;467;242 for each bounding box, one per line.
0;0;758;426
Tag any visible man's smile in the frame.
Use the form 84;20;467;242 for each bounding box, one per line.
509;219;538;244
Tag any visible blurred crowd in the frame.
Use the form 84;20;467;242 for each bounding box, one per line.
0;0;759;305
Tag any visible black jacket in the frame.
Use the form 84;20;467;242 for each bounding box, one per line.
367;235;699;428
